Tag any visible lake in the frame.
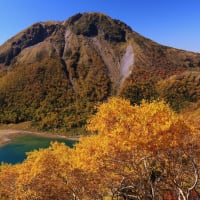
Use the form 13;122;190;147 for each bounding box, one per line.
0;134;75;164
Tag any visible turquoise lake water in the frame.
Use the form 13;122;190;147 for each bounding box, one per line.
0;134;75;164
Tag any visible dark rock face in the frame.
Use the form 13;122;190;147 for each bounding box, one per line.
73;21;98;37
104;27;126;42
68;13;83;25
70;13;99;37
0;23;60;65
69;13;126;41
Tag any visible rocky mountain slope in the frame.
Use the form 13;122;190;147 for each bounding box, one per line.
0;12;200;132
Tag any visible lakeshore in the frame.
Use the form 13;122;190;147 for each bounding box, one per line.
0;129;79;147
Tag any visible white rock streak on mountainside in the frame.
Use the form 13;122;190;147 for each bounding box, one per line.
64;29;77;93
64;29;71;51
92;37;134;88
120;45;134;84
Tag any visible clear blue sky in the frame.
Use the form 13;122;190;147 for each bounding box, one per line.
0;0;200;52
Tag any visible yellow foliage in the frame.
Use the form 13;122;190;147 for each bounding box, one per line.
87;97;191;153
0;98;198;199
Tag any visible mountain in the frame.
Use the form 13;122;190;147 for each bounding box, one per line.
0;12;200;132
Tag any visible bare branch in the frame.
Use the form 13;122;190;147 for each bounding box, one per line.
188;159;198;192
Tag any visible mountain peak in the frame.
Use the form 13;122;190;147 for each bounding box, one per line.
63;12;127;42
0;13;200;130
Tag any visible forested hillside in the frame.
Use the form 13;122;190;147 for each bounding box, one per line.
0;12;200;132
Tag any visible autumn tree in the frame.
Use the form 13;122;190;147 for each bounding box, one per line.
0;142;75;200
0;164;20;199
85;97;199;199
0;98;199;200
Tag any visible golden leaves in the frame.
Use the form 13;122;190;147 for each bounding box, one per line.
0;97;199;199
87;97;191;153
